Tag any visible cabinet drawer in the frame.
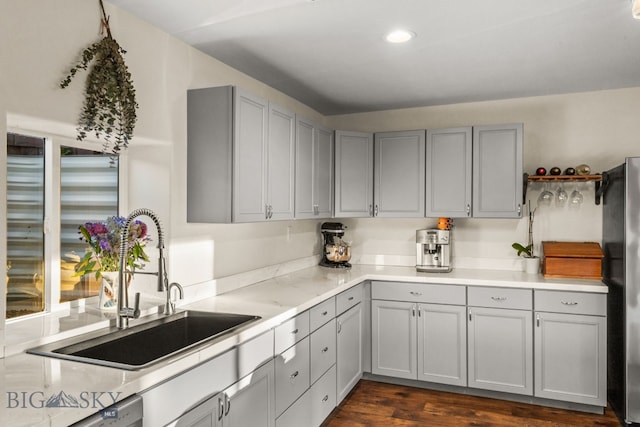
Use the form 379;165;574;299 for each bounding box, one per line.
310;297;336;332
276;388;311;427
310;319;336;384
371;281;465;305
336;284;363;315
535;290;606;316
311;365;337;427
468;286;532;310
275;311;310;354
275;336;310;417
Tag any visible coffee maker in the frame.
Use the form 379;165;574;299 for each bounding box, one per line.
416;229;452;272
320;222;351;269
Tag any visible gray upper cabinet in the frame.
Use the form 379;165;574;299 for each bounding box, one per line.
472;123;523;218
186;86;295;223
295;117;334;219
265;102;296;221
233;89;269;222
425;127;472;218
334;130;374;218
374;130;425;218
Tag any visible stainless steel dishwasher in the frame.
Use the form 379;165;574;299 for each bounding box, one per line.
70;394;143;427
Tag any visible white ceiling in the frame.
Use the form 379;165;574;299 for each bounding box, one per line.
108;0;640;115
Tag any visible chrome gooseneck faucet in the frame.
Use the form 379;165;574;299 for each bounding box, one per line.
117;208;182;329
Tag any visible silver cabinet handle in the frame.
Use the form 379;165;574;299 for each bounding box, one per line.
418;304;422;317
561;301;578;306
369;204;373;216
224;393;230;416
374;204;379;216
466;204;471;216
322;395;329;402
517;204;522;215
491;296;507;302
322;310;328;316
536;313;541;327
218;396;225;421
291;328;299;334
265;204;269;219
348;296;354;301
269;205;274;219
410;291;423;297
337;320;342;334
290;370;299;380
468;308;472;321
322;346;329;353
412;304;416;317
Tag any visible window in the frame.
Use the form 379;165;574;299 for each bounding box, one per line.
6;132;119;319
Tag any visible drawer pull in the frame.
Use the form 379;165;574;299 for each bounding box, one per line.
561;301;579;306
290;370;299;380
491;296;507;302
410;291;423;297
322;310;328;316
322;346;329;353
348;296;354;301
291;328;299;334
322;395;329;402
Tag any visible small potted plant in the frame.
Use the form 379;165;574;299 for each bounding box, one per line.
512;202;540;274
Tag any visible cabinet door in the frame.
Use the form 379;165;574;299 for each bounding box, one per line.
294;117;315;219
233;89;269;222
268;103;295;221
534;312;606;406
310;365;337;427
472;123;523;218
224;360;276;427
336;303;363;402
334;130;374;218
417;303;467;386
371;300;416;380
467;306;533;395
425;127;472;218
315;125;334;218
374;130;425;217
172;393;221;427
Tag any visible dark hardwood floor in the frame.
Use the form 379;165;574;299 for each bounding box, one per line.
322;380;621;427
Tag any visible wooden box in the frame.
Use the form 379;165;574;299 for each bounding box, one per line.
541;241;603;280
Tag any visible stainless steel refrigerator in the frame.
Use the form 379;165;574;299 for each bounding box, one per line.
603;156;640;425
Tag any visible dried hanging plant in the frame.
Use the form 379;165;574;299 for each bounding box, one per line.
60;0;138;157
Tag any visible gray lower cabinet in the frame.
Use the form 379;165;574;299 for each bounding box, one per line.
222;360;276;427
534;290;607;406
472;123;523;218
334;130;374;218
425;127;472;218
295;117;333;219
417;304;467;386
336;287;364;403
373;130;426;217
371;300;417;379
467;306;533;396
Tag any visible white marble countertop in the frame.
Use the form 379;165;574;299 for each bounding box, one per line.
0;265;606;426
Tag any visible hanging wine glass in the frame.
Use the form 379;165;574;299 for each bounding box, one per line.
570;186;584;205
537;183;553;207
556;185;568;206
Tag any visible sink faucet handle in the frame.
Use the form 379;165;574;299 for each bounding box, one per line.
133;292;141;318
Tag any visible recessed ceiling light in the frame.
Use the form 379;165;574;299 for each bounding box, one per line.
385;29;415;43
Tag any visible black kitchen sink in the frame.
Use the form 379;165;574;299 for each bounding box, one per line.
28;310;260;370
